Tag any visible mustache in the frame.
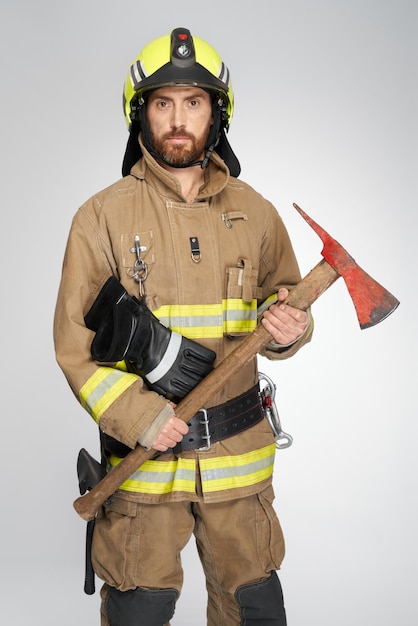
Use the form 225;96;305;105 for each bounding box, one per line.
163;131;195;140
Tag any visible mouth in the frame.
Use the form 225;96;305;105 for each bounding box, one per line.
167;137;189;144
165;132;193;143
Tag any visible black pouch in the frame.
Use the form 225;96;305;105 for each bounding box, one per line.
100;431;132;458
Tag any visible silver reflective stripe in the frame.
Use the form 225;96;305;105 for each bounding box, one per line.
201;453;274;482
223;309;257;322
83;370;128;414
131;59;146;89
127;466;195;484
157;313;223;329
146;332;182;384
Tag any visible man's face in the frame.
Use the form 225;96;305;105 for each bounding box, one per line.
145;86;213;167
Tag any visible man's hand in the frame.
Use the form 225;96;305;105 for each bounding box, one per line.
152;413;189;452
262;288;309;346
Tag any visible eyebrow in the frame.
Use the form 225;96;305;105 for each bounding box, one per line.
149;89;208;102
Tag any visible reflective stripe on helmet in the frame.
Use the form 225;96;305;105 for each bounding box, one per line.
130;59;147;91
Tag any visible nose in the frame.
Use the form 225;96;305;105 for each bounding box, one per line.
169;103;186;129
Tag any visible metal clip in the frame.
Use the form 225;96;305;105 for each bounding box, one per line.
197;408;211;451
130;239;147;255
127;235;148;297
190;237;202;263
259;372;293;449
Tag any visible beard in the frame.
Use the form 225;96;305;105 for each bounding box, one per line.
150;126;211;166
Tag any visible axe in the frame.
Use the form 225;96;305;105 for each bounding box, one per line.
73;203;399;522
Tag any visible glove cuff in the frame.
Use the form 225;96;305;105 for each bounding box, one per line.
84;277;127;331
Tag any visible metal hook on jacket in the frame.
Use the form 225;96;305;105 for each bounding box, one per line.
128;235;148;296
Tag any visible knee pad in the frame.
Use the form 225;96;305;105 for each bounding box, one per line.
105;585;178;626
235;571;287;625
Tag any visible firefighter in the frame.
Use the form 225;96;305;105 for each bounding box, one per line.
54;27;312;625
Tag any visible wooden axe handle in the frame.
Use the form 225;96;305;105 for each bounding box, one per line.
73;259;338;521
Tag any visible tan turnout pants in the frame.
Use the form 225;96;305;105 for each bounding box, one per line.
92;485;285;625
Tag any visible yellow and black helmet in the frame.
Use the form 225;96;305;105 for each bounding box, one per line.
122;27;240;177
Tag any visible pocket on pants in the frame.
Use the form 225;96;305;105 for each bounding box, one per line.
92;496;139;591
256;485;285;571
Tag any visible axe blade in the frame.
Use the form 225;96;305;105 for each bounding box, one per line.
293;203;400;329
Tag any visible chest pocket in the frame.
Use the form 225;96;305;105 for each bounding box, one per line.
224;258;262;337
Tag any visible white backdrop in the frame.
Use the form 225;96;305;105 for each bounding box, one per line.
1;1;416;624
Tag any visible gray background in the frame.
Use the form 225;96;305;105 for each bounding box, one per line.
1;1;416;624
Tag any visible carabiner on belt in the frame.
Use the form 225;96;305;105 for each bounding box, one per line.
258;372;293;449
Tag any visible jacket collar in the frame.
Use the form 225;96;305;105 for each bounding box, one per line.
129;135;231;202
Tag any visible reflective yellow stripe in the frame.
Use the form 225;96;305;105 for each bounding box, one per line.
223;298;258;333
153;299;260;339
200;444;276;493
257;293;277;313
153;303;223;338
108;456;197;494
107;445;275;495
79;366;138;424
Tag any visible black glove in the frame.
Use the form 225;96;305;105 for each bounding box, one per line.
84;276;216;401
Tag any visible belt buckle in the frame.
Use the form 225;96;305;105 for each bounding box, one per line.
197;408;211;451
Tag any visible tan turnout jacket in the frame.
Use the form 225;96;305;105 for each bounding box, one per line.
54;142;312;504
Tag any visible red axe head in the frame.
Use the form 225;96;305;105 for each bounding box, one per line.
293;203;400;329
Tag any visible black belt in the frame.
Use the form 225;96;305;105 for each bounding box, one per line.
173;383;263;453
